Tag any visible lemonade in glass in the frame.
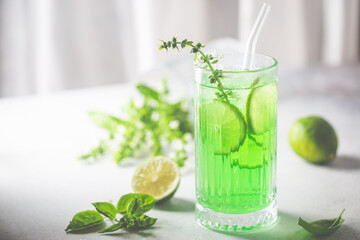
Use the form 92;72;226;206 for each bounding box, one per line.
194;53;278;232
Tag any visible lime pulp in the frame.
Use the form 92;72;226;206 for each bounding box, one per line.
132;156;180;202
246;81;277;134
200;100;247;155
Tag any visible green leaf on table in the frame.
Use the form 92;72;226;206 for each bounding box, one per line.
135;215;157;229
298;209;345;236
120;214;157;231
126;198;140;214
99;214;157;233
88;112;125;137
136;84;160;100
92;202;117;220
98;221;125;233
117;193;156;216
65;210;104;232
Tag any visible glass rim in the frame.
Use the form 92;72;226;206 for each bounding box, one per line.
195;53;278;74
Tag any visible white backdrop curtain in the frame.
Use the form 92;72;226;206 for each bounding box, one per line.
0;0;359;97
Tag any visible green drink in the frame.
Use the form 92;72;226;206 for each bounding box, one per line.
194;54;278;232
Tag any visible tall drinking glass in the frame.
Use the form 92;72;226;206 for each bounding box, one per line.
194;53;278;232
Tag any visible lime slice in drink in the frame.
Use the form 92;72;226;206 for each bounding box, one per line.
132;156;180;203
246;81;277;134
200;100;247;154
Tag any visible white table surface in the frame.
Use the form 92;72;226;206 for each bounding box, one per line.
1;66;360;240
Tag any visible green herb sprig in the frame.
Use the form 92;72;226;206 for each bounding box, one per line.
298;209;345;236
159;37;231;102
79;80;192;167
65;193;157;233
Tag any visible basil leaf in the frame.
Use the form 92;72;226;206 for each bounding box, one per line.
121;214;137;229
88;112;126;137
98;221;125;233
298;209;345;236
136;84;160;100
132;194;157;216
117;193;156;216
92;202;117;220
136;215;157;229
120;214;157;230
65;210;104;232
117;193;136;214
126;198;139;214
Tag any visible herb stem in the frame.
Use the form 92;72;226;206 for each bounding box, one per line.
329;209;345;228
177;42;229;102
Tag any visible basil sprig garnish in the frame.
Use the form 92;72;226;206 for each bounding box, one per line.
65;193;157;234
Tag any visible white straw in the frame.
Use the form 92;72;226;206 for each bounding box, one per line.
242;3;271;70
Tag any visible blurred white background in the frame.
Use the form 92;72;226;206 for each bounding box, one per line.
0;0;359;97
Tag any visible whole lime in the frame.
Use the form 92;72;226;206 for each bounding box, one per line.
289;116;338;164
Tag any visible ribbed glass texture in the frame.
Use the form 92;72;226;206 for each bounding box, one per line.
194;54;278;232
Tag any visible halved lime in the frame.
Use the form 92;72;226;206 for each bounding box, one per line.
132;156;180;203
246;81;277;134
200;100;247;154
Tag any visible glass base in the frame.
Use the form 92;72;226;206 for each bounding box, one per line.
195;201;277;233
